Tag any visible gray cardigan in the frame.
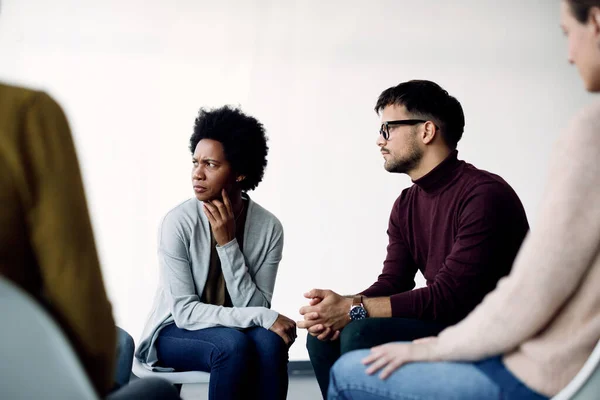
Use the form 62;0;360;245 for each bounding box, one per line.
135;196;283;369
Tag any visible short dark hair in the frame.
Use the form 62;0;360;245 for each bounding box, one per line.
375;80;465;149
567;0;600;22
189;106;269;191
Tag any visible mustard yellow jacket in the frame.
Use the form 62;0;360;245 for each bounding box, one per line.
0;82;116;396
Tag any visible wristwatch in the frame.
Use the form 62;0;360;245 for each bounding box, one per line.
349;295;368;321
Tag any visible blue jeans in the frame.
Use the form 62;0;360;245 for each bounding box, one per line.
109;327;179;399
328;350;549;400
307;318;447;399
115;327;135;388
156;324;289;400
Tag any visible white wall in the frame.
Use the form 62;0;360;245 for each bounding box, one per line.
0;0;592;361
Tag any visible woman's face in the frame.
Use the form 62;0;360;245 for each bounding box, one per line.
191;139;235;202
561;1;600;92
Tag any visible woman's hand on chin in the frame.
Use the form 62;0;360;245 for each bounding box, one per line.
203;189;236;246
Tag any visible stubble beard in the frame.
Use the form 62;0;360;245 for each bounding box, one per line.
384;144;423;175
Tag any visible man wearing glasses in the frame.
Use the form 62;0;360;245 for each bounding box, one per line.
298;80;530;398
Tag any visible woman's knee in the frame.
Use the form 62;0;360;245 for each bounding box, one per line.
215;330;252;363
330;350;371;392
114;327;135;387
116;327;135;356
332;350;369;377
248;327;288;359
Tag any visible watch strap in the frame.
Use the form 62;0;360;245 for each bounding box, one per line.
352;295;363;307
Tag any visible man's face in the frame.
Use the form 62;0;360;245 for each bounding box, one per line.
376;104;423;174
191;139;234;201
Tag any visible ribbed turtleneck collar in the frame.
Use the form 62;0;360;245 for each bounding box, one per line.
413;150;463;194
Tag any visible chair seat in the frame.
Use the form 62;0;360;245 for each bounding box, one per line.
133;358;210;384
551;339;600;400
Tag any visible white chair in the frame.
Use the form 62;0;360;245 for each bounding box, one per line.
552;339;600;400
132;357;210;394
0;276;98;399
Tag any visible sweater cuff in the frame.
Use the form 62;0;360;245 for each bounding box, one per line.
260;309;279;329
215;239;244;268
389;291;415;318
216;238;239;251
360;287;384;298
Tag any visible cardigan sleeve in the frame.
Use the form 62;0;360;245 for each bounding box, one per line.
158;211;279;330
216;218;283;308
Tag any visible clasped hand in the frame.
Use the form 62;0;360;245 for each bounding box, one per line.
297;289;353;341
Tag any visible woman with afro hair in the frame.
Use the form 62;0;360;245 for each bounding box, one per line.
136;106;295;400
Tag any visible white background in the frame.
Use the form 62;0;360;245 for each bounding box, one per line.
0;0;592;361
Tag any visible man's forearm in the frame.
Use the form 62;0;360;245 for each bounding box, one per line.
364;296;392;318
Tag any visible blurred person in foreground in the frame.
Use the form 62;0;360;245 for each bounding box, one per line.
0;83;179;399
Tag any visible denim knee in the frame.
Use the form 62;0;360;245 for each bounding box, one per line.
212;331;252;366
114;327;135;387
116;327;135;356
329;350;371;397
331;350;369;379
250;328;287;360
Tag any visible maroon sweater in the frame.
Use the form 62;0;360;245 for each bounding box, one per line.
361;151;529;324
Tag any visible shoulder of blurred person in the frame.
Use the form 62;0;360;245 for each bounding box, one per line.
0;81;38;104
571;99;600;135
552;99;600;169
0;82;52;132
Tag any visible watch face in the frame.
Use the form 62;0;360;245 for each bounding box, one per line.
349;306;367;321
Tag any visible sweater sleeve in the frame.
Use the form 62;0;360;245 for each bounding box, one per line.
387;182;527;323
18;92;117;396
216;220;283;308
361;194;418;297
158;212;279;330
432;103;600;361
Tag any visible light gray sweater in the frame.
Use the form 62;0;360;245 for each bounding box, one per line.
135;196;283;369
432;101;600;396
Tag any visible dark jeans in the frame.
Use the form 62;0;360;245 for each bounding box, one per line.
156;324;289;400
307;318;447;399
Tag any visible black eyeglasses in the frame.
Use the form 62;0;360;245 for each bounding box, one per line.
379;119;427;140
